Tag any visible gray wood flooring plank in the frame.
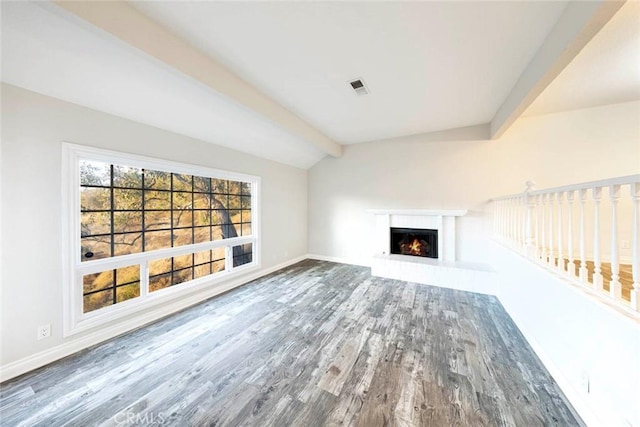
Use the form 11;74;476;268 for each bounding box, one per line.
317;318;372;397
0;260;583;427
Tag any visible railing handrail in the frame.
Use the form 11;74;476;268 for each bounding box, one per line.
491;174;640;201
491;174;640;314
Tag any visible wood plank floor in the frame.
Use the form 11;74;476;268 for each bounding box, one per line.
1;260;582;426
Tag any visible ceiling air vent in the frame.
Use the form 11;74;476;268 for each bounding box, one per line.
349;78;369;96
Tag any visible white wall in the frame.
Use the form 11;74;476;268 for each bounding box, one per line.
308;101;640;265
491;242;640;427
0;84;308;368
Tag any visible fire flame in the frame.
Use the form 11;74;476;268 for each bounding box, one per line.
409;238;422;254
399;236;429;256
399;237;428;256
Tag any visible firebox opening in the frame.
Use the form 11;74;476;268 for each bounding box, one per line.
390;227;438;259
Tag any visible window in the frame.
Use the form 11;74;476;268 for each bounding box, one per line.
63;144;260;335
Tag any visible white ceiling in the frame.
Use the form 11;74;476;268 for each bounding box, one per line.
1;1;637;169
525;0;640;117
131;1;568;144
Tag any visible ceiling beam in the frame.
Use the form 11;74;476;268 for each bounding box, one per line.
490;0;626;139
366;123;490;146
53;0;343;158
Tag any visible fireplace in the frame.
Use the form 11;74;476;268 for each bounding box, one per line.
370;210;492;293
390;227;438;259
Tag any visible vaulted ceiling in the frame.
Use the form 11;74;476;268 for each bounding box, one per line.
2;1;637;169
131;1;567;144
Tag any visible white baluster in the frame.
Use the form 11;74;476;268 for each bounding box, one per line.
609;185;622;299
500;200;506;239
540;194;547;263
503;199;508;240
496;200;504;237
579;189;588;283
497;200;502;238
593;187;604;290
548;193;555;267
508;198;512;241
557;192;564;271
522;195;527;252
515;197;520;244
512;197;517;243
518;196;524;249
630;183;640;311
499;200;504;238
498;200;502;236
504;198;511;240
524;195;529;248
507;198;512;242
504;199;509;240
524;181;536;258
566;190;576;277
534;193;540;259
493;201;497;237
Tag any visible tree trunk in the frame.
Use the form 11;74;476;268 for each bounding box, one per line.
211;198;250;266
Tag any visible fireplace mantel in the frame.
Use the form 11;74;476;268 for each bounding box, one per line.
366;209;467;217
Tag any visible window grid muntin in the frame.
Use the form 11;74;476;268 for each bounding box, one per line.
147;250;226;292
82;265;142;312
83;277;140;297
80;172;252;252
80;162;253;312
232;243;253;268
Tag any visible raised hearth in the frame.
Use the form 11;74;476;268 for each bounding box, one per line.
368;209;494;294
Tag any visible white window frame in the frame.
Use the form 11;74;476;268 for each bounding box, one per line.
62;143;261;336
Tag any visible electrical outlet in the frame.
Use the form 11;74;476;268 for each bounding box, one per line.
621;240;630;249
580;371;590;393
37;324;51;340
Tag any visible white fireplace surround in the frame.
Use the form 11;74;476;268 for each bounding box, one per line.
368;209;466;261
368;209;495;294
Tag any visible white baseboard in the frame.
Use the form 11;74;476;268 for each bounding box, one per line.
306;253;371;267
0;255;307;383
